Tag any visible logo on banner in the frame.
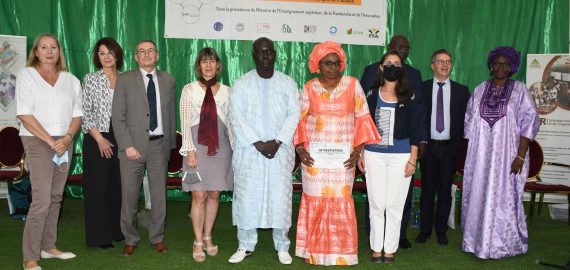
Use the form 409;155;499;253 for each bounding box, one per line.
282;24;292;33
304;25;317;34
346;28;363;36
257;23;271;33
236;23;245;32
368;27;380;38
214;22;223;31
529;59;541;68
329;26;337;35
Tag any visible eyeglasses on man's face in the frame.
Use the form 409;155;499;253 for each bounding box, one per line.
137;48;157;55
433;59;452;65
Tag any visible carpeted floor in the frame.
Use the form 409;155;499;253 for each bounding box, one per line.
0;197;568;270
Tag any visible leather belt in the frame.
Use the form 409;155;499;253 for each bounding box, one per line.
430;139;450;145
149;135;164;141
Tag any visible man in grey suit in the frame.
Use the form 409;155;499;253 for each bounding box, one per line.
112;39;177;256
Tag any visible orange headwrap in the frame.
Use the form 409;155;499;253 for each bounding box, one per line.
308;41;347;73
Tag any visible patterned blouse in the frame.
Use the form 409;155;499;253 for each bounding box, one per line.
81;69;115;134
179;81;233;155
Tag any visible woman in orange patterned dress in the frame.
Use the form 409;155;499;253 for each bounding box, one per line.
294;41;381;266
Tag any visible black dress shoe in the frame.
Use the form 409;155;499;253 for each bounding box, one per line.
383;255;395;264
415;233;430;243
114;237;125;242
99;244;114;250
399;238;412;249
437;234;449;245
371;255;383;264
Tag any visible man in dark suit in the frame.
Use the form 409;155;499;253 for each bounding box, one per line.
361;35;426;249
415;49;469;245
112;40;177;256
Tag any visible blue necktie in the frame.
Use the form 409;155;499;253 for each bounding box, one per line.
436;82;445;133
146;74;158;131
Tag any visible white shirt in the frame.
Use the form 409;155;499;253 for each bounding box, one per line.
16;67;83;136
140;68;164;136
430;78;451;140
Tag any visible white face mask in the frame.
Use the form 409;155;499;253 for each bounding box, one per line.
52;151;69;171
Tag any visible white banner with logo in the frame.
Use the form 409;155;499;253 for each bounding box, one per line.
164;0;387;46
526;54;570;191
0;35;26;128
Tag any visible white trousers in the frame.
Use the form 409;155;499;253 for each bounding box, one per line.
237;228;290;252
364;151;411;253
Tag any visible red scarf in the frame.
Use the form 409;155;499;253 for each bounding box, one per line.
197;78;219;156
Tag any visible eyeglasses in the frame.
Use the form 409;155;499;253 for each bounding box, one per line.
432;59;452;65
254;49;275;57
320;60;341;68
98;51;115;58
492;61;511;69
137;48;156;55
383;61;402;67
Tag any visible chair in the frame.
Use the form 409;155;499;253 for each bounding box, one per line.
524;140;570;225
0;126;27;214
446;139;469;226
166;132;183;188
0;126;27;182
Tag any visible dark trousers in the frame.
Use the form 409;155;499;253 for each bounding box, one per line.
419;141;457;236
83;131;123;246
365;183;413;240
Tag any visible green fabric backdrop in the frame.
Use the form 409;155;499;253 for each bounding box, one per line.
2;0;569;177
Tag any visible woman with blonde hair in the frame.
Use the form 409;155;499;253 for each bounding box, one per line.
17;33;82;270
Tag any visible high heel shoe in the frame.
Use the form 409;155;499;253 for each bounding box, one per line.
192;241;206;262
202;235;218;256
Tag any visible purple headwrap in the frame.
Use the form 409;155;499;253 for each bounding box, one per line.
487;46;521;74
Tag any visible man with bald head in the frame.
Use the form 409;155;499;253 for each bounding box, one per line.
360;34;426;249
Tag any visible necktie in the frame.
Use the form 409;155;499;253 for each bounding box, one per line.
147;74;158;131
436;82;445;133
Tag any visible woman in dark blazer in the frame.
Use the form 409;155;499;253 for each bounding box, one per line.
358;50;421;264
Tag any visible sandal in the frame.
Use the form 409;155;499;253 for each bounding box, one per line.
202;235;218;256
192;241;206;262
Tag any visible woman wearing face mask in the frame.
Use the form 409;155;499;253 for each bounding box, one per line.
294;41;381;266
358;50;420;264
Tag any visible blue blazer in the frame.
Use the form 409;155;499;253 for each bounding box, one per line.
360;62;427;142
366;89;422;146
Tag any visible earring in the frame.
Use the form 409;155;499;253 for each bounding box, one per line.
490;67;494;71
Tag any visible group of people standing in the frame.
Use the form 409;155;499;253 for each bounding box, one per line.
16;32;539;270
